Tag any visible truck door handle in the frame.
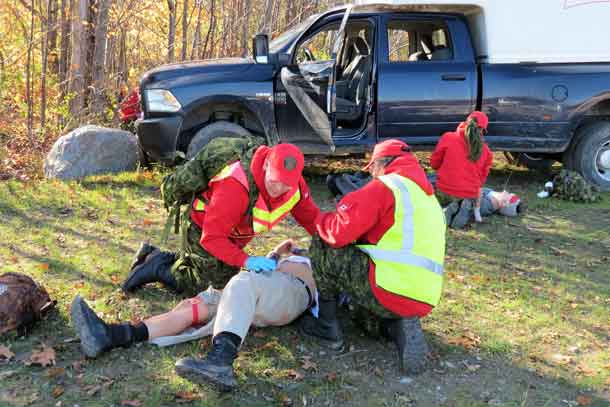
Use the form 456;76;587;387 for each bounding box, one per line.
441;74;466;81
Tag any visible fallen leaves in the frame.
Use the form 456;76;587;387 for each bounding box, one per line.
45;367;65;378
576;395;593;406
38;263;50;271
447;332;481;350
551;353;574;365
175;391;201;403
121;400;142;407
51;386;64;398
25;344;56;367
325;372;337;382
0;345;15;360
549;246;565;256
300;356;317;371
285;369;304;381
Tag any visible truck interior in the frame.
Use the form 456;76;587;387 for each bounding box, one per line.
386;20;453;62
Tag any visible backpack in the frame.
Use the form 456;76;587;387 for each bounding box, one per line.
0;273;56;335
160;135;264;241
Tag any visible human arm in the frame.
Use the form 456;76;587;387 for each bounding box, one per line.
430;134;448;170
479;146;493;185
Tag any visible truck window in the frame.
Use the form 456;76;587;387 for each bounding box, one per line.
387;20;453;62
295;25;339;64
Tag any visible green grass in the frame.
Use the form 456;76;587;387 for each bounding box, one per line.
1;160;609;406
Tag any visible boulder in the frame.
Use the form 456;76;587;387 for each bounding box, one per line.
44;125;140;180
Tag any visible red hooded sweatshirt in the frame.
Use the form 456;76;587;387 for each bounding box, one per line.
315;153;437;318
190;146;320;268
430;122;493;199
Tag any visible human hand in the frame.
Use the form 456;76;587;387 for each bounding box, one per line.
474;207;482;223
245;256;277;273
271;239;296;256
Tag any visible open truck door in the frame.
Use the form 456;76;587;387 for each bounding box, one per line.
275;6;352;153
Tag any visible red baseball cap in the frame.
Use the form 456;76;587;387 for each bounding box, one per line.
363;139;411;170
467;111;489;130
265;143;305;188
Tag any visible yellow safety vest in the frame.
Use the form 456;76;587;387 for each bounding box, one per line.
357;173;446;307
192;161;301;235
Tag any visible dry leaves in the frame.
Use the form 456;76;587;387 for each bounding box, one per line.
175;391;201;403
301;356;317;371
447;332;481;349
551;353;574;365
38;263;50;271
51;386;64;398
121;400;142;407
142;219;154;226
286;369;304;381
46;367;65;378
325;372;337;382
0;345;15;360
576;395;593;406
25;344;56;367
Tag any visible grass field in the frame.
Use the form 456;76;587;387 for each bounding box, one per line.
1;157;609;407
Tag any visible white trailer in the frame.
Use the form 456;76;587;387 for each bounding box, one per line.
353;0;610;63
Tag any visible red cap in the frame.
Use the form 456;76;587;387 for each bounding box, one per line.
467;111;489;130
265;143;305;188
362;139;411;170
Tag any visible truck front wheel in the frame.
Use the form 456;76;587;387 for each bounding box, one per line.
186;121;253;160
571;121;610;191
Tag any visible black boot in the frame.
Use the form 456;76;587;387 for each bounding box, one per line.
175;332;240;392
299;298;344;350
121;250;179;293
128;242;157;272
70;295;148;358
383;317;429;375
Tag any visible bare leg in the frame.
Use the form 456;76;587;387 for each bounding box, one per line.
144;298;209;340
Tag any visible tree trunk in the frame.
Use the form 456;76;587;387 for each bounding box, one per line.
69;0;89;116
201;0;215;58
181;0;188;60
167;0;177;62
26;0;35;145
90;0;111;116
190;0;202;60
41;0;51;130
48;0;59;74
58;0;71;102
219;0;227;56
117;28;127;88
240;0;250;57
258;0;273;34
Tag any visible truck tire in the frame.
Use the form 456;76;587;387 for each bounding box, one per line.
186;121;253;160
571;121;610;191
504;152;554;172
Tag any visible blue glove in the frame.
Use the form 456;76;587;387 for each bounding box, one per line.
245;256;277;273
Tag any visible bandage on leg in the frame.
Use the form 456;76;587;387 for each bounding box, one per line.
189;298;202;326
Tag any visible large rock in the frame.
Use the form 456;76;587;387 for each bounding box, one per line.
44;125;140;180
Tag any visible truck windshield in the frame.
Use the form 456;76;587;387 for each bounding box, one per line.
269;14;319;53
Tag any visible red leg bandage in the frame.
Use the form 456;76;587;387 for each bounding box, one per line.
189;298;202;326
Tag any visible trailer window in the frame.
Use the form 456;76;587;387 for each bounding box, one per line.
387;20;453;62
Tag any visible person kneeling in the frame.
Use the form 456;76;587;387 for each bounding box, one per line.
70;239;315;392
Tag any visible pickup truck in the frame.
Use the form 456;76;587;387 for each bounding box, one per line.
136;2;610;191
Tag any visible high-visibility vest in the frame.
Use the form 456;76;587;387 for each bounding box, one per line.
357;173;446;307
192;161;301;235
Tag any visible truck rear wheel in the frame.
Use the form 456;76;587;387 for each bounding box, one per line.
571;121;610;191
186;121;253;160
504;152;555;171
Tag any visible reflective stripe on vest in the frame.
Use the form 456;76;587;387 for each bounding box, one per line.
192;161;301;235
357;173;446;307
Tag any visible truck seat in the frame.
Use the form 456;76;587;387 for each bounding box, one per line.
336;37;372;123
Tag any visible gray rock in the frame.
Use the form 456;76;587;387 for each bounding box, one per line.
44;125;139;180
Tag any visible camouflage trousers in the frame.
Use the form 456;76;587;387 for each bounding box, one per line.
170;221;239;296
308;235;398;337
435;189;460;206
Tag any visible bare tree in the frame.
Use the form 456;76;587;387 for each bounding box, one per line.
190;0;202;60
26;0;35;144
240;0;251;57
258;0;273;34
167;0;177;62
59;0;72;102
48;0;59;74
181;0;189;60
69;0;90;116
91;0;111;115
41;0;51;129
202;0;216;58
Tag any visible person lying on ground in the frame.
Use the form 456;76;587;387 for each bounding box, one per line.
429;111;493;227
71;239;316;392
444;187;526;229
121;141;320;296
301;139;446;375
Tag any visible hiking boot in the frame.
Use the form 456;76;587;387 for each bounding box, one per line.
70;295;114;358
299;299;344;350
121;250;179;293
383;317;429;375
451;199;473;229
443;201;460;226
128;242;157;272
175;333;239;392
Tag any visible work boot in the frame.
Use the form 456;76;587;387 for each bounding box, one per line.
175;333;239;392
121;250;179;293
451;199;473;229
443;201;460;226
383;317;429;375
70;296;149;358
299;298;344;350
128;242;157;272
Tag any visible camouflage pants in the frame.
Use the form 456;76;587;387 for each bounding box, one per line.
435;189;459;206
308;235;398;337
171;221;239;296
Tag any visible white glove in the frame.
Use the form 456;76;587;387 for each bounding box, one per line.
474;207;482;223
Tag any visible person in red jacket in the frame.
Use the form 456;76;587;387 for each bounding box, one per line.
121;143;320;294
301;139;446;375
430;111;493;227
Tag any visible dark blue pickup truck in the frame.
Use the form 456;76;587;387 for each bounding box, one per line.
136;4;610;190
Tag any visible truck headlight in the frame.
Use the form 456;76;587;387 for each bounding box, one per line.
145;89;181;112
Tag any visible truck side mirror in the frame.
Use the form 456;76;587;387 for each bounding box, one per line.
253;34;269;64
